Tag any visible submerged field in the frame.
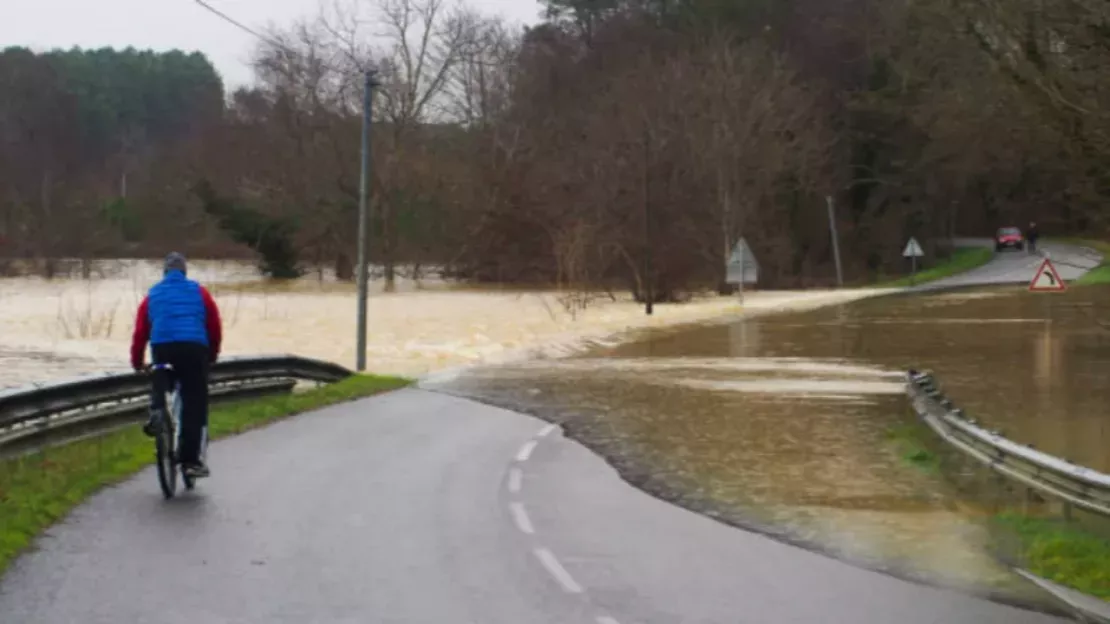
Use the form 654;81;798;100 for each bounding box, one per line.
0;258;885;388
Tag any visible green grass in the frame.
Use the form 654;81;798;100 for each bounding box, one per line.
875;247;994;288
1076;264;1110;285
0;373;410;575
993;512;1110;600
886;420;941;474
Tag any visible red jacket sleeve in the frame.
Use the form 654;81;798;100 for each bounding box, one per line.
130;296;151;370
200;286;222;361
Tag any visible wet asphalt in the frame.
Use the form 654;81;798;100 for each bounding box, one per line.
912;240;1100;292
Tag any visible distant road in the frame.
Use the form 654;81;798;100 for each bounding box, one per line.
917;238;1102;291
0;389;1065;623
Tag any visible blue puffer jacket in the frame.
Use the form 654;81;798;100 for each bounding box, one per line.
147;270;209;346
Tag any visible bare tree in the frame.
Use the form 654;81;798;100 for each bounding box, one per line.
313;0;482;289
448;17;519;125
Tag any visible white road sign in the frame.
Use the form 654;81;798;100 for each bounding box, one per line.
726;238;759;285
902;237;924;258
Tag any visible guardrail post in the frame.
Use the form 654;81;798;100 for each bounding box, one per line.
991;472;1008;512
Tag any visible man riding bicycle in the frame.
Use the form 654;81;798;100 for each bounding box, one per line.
130;252;222;478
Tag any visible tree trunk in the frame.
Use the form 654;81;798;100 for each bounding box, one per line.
717;162;733;295
335;251;353;281
382;199;396;292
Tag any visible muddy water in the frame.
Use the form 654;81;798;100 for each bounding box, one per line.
0;258;881;388
606;287;1110;472
430;287;1110;603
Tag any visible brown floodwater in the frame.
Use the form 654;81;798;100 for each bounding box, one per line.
428;286;1110;605
614;287;1110;469
606;287;1110;472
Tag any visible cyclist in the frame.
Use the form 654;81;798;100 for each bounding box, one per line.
130;252;222;478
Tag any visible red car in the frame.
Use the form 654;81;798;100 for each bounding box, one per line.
995;226;1025;252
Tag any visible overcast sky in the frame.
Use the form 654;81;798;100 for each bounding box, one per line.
1;0;544;88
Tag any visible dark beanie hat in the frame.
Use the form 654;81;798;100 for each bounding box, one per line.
164;252;187;275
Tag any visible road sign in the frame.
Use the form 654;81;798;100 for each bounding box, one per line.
902;237;925;284
726;238;759;285
1029;258;1067;292
902;237;924;258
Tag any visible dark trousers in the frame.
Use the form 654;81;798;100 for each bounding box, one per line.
151;342;210;465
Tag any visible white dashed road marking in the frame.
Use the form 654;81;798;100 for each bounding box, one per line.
509;502;535;535
533;548;584;594
507;467;523;493
510;430;613;620
515;440;538;462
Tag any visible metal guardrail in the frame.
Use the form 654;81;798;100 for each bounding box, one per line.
0;355;353;451
1015;569;1110;624
906;370;1110;620
905;370;1110;518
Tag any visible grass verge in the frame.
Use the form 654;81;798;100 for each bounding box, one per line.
993;512;1110;600
1053;238;1110;286
0;373;410;575
1076;265;1110;285
875;247;994;288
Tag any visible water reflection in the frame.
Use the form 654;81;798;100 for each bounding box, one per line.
728;318;760;356
430;287;1110;603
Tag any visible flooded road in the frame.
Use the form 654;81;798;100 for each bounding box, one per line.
608;286;1110;472
427;286;1110;604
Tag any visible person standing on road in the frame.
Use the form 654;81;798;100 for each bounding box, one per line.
130;252;222;477
1027;221;1039;254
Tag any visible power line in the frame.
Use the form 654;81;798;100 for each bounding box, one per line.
191;2;380;373
191;0;366;80
192;0;285;50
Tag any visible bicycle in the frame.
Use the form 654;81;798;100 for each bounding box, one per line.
147;363;207;499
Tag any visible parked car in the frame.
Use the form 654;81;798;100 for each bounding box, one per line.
995;226;1025;251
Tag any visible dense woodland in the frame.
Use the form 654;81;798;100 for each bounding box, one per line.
1;0;1108;295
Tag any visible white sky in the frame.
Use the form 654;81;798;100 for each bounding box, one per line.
0;0;544;88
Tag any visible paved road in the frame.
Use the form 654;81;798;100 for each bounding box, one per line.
914;239;1102;292
0;389;1065;623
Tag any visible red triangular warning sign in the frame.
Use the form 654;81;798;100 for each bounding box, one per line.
1029;258;1067;292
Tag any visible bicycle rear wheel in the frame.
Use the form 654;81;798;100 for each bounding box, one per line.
154;410;177;499
170;389;197;491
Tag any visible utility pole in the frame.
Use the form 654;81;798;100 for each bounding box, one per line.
189;1;381;368
642;126;654;316
736;245;745;304
355;70;380;371
826;195;844;287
